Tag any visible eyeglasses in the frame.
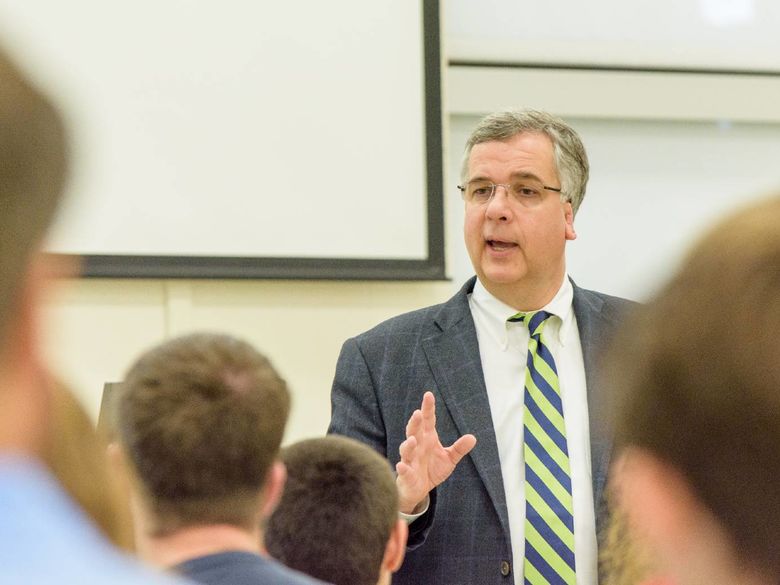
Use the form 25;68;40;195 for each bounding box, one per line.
457;179;562;206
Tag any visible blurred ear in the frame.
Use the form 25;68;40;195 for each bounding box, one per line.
107;442;126;475
382;519;408;573
0;254;46;370
612;448;696;558
106;442;137;506
40;252;81;280
260;461;286;518
0;254;53;453
611;447;745;585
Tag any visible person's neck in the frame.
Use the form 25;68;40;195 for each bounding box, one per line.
138;523;262;569
481;273;565;312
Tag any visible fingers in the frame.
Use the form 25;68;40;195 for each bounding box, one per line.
395;460;425;514
398;435;418;464
405;391;435;439
421;391;436;434
446;433;477;465
405;408;422;439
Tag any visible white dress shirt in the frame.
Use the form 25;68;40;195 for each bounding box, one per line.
468;276;597;585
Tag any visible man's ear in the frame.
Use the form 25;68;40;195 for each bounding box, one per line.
611;445;736;583
0;254;46;373
564;201;577;241
381;519;408;573
260;461;287;518
106;442;141;512
107;442;127;476
613;448;758;585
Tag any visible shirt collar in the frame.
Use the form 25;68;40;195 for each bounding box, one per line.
471;276;575;348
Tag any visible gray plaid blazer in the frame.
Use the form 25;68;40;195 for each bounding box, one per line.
328;277;634;585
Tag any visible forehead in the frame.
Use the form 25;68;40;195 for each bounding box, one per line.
467;131;556;180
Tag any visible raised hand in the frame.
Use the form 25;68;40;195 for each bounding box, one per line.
395;391;477;514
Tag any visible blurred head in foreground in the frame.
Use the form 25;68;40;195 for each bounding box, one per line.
265;435;407;585
0;41;195;585
0;43;67;456
607;195;780;585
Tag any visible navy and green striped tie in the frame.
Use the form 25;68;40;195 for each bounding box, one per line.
509;310;576;585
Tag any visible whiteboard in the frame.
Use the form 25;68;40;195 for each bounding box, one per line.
446;0;780;72
0;0;444;279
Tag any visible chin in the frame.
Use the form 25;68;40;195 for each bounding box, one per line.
479;256;523;279
480;268;526;287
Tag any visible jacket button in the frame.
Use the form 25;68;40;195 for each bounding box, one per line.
500;560;511;576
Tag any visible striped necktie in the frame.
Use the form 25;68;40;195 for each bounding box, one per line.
508;310;576;585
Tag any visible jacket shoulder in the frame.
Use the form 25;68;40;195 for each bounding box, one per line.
350;278;475;345
573;283;638;317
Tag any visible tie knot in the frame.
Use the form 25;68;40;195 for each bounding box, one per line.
507;310;554;337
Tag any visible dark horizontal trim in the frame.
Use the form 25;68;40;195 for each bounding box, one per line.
449;59;780;78
53;254;448;281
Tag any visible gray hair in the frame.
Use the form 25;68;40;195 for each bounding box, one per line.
460;108;589;215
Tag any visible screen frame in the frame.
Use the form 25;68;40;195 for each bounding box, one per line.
61;0;445;281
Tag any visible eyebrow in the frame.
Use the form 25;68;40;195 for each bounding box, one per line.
467;171;546;184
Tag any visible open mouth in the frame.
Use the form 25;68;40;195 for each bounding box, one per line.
486;239;517;251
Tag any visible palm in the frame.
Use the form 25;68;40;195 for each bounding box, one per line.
396;392;477;514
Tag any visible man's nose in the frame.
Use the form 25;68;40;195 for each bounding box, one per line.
485;184;513;220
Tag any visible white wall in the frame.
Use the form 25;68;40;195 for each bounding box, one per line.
43;278;457;443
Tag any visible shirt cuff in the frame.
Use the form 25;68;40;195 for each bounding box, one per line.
398;494;430;524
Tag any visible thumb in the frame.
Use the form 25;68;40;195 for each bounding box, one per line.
447;434;477;465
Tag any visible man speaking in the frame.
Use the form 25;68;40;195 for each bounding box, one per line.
330;109;634;585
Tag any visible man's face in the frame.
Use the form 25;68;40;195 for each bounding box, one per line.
463;132;576;307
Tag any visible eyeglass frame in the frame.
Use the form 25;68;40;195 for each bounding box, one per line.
457;180;563;205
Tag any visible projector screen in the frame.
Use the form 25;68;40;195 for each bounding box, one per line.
0;0;444;279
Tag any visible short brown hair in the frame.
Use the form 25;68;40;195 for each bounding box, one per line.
0;47;68;343
265;436;398;585
608;195;780;577
115;333;290;534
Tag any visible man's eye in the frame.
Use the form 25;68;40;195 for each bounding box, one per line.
471;187;492;199
514;184;540;197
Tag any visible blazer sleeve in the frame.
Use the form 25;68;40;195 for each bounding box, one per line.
328;337;387;454
328;336;436;549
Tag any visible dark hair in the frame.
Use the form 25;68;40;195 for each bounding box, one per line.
265;436;398;585
115;332;290;534
0;47;68;343
608;195;780;578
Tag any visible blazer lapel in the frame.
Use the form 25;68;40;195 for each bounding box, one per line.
571;281;618;523
421;278;511;543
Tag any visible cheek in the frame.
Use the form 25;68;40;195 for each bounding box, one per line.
463;210;483;244
527;214;566;248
